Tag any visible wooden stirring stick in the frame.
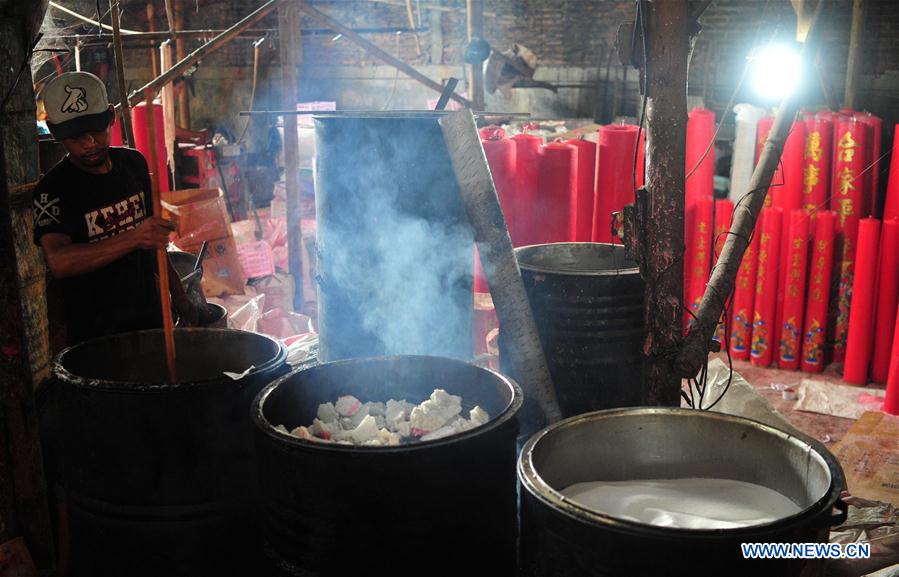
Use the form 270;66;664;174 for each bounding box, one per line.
144;88;177;382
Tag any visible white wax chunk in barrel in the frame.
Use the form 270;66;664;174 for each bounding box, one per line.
561;478;801;529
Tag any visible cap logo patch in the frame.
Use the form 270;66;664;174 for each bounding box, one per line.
61;85;88;113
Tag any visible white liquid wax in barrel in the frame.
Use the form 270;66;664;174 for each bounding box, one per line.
560;478;802;529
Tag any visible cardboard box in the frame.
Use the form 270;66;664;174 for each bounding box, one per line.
180;236;246;297
161;188;231;245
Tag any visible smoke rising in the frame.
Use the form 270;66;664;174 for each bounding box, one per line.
314;116;474;361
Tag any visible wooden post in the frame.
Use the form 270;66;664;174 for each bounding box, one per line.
279;1;303;310
843;0;864;109
147;2;160;77
466;0;485;110
641;0;689;406
144;89;177;383
174;2;191;128
0;16;55;568
109;0;135;147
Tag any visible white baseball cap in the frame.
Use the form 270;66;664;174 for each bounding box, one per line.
41;71;112;140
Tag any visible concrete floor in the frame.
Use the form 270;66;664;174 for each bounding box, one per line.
727;357;869;447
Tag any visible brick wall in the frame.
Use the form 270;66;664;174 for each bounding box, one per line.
38;0;899;123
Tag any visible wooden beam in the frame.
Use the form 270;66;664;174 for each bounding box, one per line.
173;2;190;128
676;0;825;379
47;1;140;34
466;0;485;110
279;2;303;310
640;0;689;406
843;0;864;109
124;0;290;107
147;2;160;77
109;0;135;147
298;3;472;108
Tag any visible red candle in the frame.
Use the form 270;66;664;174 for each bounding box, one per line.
593;124;639;243
473;132;518;294
802;111;833;212
855;113;882;217
536;142;577;244
751;207;782;367
755;116;776;209
885;312;899;415
843;218;881;385
801;211;836;372
778;209;810;370
872;218;899;383
636;128;646;189
684;197;714;326
713;199;734;342
567;138;597;242
831;116;868;362
132;101;169;193
482;131;519;244
512;133;543;246
730;212;761;360
773;121;807;351
685;107;715;206
883;124;899;221
110;112;124;146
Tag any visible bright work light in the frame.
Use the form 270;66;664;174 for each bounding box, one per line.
749;43;802;102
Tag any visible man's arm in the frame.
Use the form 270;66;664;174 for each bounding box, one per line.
39;216;174;278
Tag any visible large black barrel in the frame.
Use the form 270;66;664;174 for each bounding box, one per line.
518;408;848;577
252;355;522;576
507;242;644;416
314;114;474;362
51;328;288;577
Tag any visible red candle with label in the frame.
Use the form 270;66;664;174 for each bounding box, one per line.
712;199;734;341
778;209;810;370
751;207;782;367
830;116;868;362
773;121;807;351
802;111;833;213
755;116;776;208
685;107;715;206
730;212;761;361
684;197;714;326
801;211;836;372
871;218;899;383
512;133;543;246
536;141;577;245
593;124;638;243
843;218;881;385
567;138;597;242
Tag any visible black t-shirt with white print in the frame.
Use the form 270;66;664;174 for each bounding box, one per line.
33;147;161;345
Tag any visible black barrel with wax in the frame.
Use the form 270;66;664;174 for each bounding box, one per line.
50;328;288;577
313;114;474;362
518;408;848;577
252;355;522;576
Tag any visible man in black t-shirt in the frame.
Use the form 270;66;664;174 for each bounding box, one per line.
34;71;187;345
